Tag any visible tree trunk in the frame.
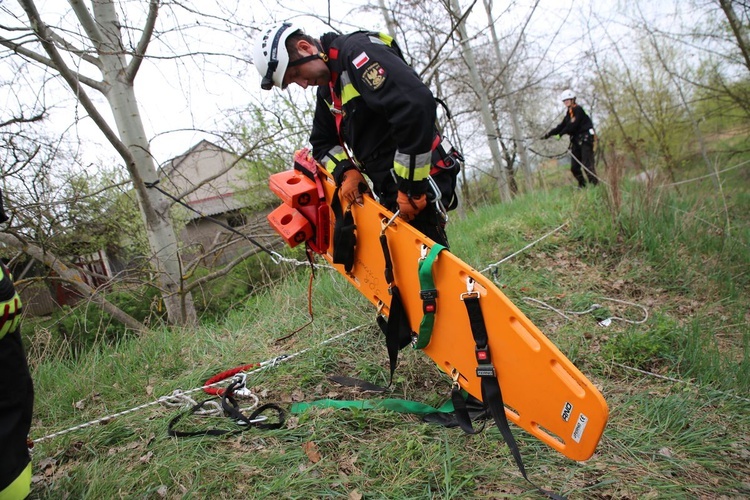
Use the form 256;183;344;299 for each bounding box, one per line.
14;0;197;326
449;0;511;202
92;1;196;325
718;0;750;73
483;0;533;193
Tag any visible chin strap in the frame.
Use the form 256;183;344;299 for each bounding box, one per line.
288;42;328;68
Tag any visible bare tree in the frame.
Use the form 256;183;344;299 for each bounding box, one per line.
447;0;511;202
0;1;261;326
718;0;750;73
0;123;146;331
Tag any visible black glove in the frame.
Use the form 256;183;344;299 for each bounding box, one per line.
541;132;550;140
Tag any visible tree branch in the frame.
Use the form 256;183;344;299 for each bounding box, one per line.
0;110;46;128
67;0;107;52
125;0;159;84
17;0;136;168
0;35;106;92
47;28;101;69
0;232;146;333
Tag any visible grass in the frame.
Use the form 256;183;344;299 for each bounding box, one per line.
24;154;750;499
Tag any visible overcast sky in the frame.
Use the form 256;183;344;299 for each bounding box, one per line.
1;0;686;169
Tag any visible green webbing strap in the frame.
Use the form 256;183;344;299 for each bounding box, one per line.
414;244;446;349
291;398;455;415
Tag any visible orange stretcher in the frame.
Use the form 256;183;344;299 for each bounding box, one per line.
268;150;608;461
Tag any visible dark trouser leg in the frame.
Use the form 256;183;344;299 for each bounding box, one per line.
0;327;34;496
581;143;598;185
570;145;587;188
410;205;449;247
375;178;449;248
382;193;449;247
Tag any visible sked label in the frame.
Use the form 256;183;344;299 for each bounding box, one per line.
561;402;573;422
572;413;588;443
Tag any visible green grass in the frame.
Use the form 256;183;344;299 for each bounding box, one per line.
24;155;750;499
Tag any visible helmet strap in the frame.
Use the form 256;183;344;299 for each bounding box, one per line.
288;51;327;68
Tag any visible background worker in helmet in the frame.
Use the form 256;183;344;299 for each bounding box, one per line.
0;190;33;500
542;89;599;188
253;23;457;246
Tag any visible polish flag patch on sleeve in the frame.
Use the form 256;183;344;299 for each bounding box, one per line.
353;51;370;69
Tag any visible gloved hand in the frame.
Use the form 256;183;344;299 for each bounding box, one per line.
397;191;427;222
339;169;369;206
541;132;550;140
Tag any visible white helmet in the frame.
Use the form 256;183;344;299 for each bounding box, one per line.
253;22;302;90
560;89;576;101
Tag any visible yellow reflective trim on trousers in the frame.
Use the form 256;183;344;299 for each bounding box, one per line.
393;162;430;182
0;462;31;500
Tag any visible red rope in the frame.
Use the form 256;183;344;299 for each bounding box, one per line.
203;363;260;395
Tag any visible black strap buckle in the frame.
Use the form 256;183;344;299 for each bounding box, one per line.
475;345;495;378
420;289;437;314
475;345;491;364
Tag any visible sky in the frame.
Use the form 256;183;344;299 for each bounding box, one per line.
0;0;688;170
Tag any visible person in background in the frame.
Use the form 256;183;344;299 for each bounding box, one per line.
0;189;33;500
542;89;599;188
252;22;461;247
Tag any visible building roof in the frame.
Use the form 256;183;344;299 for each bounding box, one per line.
161;140;251;220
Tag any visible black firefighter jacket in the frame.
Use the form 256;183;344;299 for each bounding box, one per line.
547;104;595;145
310;31;437;203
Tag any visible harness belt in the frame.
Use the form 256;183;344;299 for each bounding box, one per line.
330;187;356;272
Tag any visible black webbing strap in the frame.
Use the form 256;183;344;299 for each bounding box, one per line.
167;378;285;438
456;291;566;500
378;231;413;383
330;187;356;272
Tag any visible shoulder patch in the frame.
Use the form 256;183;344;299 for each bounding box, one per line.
361;62;387;90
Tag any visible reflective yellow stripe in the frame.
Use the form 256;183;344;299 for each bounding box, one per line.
0;296;21;339
325;147;349;174
0;266;21;340
339;72;359;105
341;83;360;105
377;33;394;46
393;161;430;182
0;462;31;500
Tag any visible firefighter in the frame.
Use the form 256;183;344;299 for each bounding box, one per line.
0;190;33;500
253;22;459;246
542;89;599;188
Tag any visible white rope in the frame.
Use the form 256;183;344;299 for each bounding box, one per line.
159;389;260;417
658;158;750;187
521;296;649;326
610;362;750;404
480;222;568;274
271;252;334;270
32;325;366;444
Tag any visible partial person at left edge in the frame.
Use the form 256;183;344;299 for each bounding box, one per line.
0;188;34;500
